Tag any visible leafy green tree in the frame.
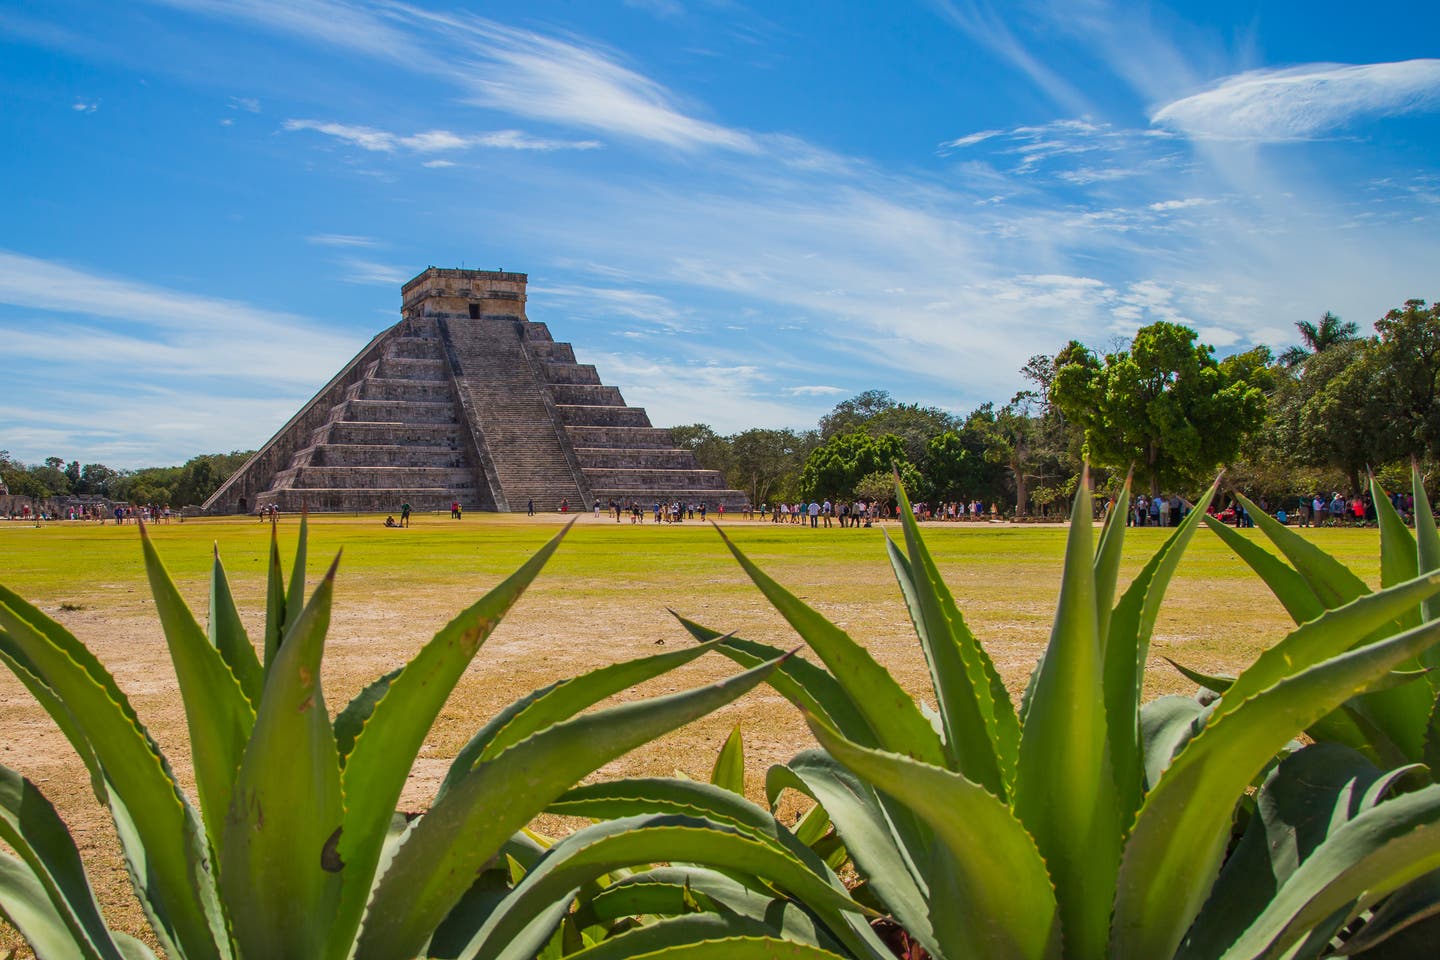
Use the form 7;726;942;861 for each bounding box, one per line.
820;390;958;464
727;428;814;507
669;423;733;474
800;432;909;500
1268;339;1398;495
1277;310;1359;368
921;430;985;501
1375;299;1440;458
1051;321;1267;497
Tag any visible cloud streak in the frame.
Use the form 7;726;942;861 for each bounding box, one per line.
1152;59;1440;141
283;119;601;153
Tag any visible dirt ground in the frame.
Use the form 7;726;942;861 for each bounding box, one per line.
0;512;1360;955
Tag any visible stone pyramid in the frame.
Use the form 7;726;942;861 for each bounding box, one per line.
203;268;745;514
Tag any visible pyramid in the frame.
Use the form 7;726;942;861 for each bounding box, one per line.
203;268;745;514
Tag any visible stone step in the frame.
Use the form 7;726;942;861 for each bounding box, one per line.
572;448;705;470
281;466;477;489
358;379;454;403
386;336;446;360
565;426;680;449
556;405;652;428
526;341;576;363
323;421;463;445
542;362;601;385
310;443;464;468
344;400;456;423
548;383;625;406
376;357;447;380
255;488;475;513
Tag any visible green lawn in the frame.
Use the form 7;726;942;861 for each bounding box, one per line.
0;511;1386;953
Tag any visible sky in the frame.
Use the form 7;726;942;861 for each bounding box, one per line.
2;0;1438;467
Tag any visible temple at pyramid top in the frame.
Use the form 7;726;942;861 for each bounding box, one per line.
203;267;744;514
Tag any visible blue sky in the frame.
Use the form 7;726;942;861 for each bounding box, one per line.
2;0;1438;467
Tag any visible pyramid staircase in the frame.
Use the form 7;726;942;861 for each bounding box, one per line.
204;268;745;515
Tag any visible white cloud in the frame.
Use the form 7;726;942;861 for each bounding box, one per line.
307;233;378;247
228;95;261;112
284;119;602;154
940;128;1004;150
71;100;97;113
421;159;455;168
1152;59;1440;141
786;385;846;397
1148;197;1216;211
336;258;410;285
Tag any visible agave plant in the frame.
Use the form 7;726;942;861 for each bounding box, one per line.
0;518;819;960
680;472;1440;959
1180;469;1440;956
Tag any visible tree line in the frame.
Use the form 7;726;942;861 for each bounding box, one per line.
675;297;1440;516
0;450;255;507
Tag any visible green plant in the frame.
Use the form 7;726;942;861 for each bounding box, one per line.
0;519;803;959
682;472;1440;959
1179;469;1440;955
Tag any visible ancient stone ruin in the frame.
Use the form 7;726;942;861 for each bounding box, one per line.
204;268;744;514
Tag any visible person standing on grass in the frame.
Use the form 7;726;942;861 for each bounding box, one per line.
400;501;412;527
527;497;535;516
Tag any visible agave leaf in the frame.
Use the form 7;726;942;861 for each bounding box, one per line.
333;665;403;766
355;653;787;960
1371;474;1420;601
712;526;947;767
890;477;1018;795
790;797;831;849
1335;869;1440;956
806;716;1060;960
1178;743;1407;959
1112;614;1440;959
710;726;745;795
556;911;848;960
331;527;570;956
439;637;728;804
263;522;285;671
575;935;850;960
1214;572;1440;725
1427;691;1440;773
0;630;105;804
426;868;514;960
1107;483;1217;826
456;815;867;960
0;853;103;960
0;765;126;960
1417;469;1440;661
673;616;872;746
1013;476;1118;960
1139;696;1212;790
1201;516;1326;625
765;752;936;958
208;545;264;706
1216;784;1440;960
1235;492;1369;608
284;511;309;639
1166;659;1235;693
139;524;255;851
221;556;344;960
0;598;223;960
1093;474;1133;648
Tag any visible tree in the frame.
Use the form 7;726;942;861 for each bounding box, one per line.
799;432;909;500
1277;310;1360;368
726;428;814;507
1375;299;1440;458
1267;339;1398;495
1051;321;1267;497
820;390;958;465
670;424;733;475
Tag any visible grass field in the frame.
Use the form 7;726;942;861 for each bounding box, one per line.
0;510;1384;953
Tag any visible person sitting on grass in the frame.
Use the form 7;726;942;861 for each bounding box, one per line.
384;515;398;528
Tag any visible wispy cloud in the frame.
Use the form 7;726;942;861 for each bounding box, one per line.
283;118;602;153
786;385;846;397
307;233;378;247
335;258;410;285
71;100;98;113
926;0;1091;114
1152;59;1440;141
0;251;364;463
228;95;260;112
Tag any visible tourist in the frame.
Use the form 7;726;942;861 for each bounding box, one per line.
400;501;412;527
527;497;535;516
384;515;398;527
